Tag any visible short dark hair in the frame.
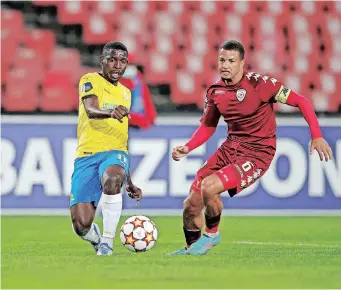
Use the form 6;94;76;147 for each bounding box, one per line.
102;41;128;56
220;40;245;60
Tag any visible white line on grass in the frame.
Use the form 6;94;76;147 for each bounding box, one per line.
233;241;341;248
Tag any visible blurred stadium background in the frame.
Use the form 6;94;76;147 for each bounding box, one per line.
1;0;340;215
1;1;341;289
1;0;341;113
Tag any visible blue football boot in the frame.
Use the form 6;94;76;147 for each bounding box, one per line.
188;233;221;255
167;247;190;256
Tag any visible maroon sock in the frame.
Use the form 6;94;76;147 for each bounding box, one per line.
205;214;221;234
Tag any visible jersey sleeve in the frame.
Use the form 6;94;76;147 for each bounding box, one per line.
260;76;292;104
78;74;99;99
126;88;132;111
200;90;221;127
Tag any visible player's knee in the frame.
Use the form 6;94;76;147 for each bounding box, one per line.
72;215;92;235
201;177;216;198
103;174;123;195
184;196;202;216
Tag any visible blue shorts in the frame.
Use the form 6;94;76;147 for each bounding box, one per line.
70;150;130;208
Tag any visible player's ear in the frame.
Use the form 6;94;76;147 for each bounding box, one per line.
240;59;245;70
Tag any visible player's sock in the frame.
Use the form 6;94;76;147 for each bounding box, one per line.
101;193;122;249
204;214;221;237
72;223;100;245
183;227;201;247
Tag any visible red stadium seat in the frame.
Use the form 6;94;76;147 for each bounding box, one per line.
12;48;44;83
3;69;39;112
22;29;56;69
56;1;91;25
41;71;78;112
50;48;81;83
1;10;24;63
328;73;341;112
144;52;174;84
82;14;115;45
171;70;202;104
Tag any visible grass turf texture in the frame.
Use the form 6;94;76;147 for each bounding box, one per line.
2;216;341;289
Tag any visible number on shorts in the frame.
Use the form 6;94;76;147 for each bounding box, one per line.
118;154;127;164
242;161;253;172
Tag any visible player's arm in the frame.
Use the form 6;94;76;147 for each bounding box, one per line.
82;96;130;122
172;93;221;161
79;75;130;122
275;88;333;161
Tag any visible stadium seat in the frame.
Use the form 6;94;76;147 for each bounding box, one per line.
1;9;24;70
0;0;339;112
82;14;115;45
22;28;56;69
50;47;82;83
171;70;203;105
12;48;44;83
144;52;174;84
56;1;91;24
40;71;78;112
3;68;39;112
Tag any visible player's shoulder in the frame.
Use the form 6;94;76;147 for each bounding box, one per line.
118;82;131;94
206;79;225;97
79;72;99;82
244;71;279;88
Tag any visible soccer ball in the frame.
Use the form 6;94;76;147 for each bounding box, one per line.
120;215;158;252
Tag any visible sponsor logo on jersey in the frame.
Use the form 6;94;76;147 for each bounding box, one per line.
214;90;225;95
275;85;292;104
236;89;247;102
81;82;93;93
234;164;244;177
103;103;118;110
123;89;130;100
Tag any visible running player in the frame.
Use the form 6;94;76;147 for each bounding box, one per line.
70;41;142;256
169;40;333;256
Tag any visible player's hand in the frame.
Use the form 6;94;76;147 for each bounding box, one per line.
126;183;142;201
110;105;130;123
172;145;190;161
310;138;333;162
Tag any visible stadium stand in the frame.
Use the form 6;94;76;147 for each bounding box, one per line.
1;1;340;113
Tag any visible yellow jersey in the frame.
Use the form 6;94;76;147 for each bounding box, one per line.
76;72;131;158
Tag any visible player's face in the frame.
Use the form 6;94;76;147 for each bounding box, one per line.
218;49;244;81
100;49;128;83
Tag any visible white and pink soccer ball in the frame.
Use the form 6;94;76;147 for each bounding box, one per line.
120;215;158;252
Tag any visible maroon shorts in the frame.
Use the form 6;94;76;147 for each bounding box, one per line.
191;137;276;197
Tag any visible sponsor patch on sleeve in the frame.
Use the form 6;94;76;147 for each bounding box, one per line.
274;85;291;103
81;82;93;93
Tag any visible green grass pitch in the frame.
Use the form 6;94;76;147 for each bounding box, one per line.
2;216;341;289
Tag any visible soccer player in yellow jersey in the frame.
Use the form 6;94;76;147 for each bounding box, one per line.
70;41;142;256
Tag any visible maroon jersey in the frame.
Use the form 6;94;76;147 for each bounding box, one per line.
201;71;291;149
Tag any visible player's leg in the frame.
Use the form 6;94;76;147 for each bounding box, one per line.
70;155;102;252
188;166;239;255
169;153;220;256
97;151;130;256
183;188;205;246
70;202;101;251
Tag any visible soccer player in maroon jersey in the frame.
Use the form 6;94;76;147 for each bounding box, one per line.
169;40;333;256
